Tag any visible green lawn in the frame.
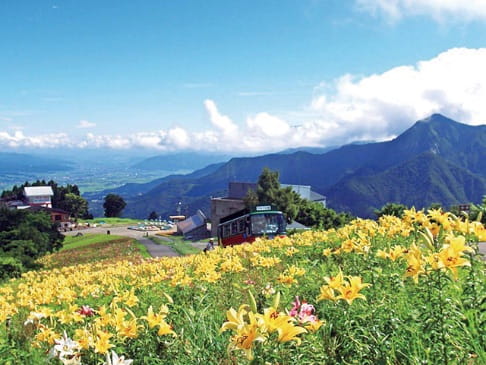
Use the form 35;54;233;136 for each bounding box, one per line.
149;235;200;255
134;239;151;258
62;234;127;251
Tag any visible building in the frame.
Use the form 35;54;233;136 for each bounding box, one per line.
176;210;210;240
210;181;326;236
23;186;54;208
281;184;326;207
210;197;247;237
1;185;73;229
4;200;30;209
28;206;72;228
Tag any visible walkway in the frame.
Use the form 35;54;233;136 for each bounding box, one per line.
479;242;485;259
137;235;179;257
63;225;179;258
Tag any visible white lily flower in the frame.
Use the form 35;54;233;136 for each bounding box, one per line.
24;312;45;327
52;331;82;364
105;350;134;365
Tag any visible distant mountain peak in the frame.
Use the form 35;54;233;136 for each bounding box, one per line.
420;113;459;124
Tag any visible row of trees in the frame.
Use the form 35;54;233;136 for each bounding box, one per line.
0;207;64;280
244;168;353;230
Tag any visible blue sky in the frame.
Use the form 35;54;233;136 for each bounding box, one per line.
1;0;486;153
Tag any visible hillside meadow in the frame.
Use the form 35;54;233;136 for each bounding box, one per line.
0;209;485;364
38;234;151;270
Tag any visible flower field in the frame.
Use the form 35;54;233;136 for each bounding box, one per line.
1;209;485;364
37;235;150;270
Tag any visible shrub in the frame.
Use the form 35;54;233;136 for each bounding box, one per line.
0;255;23;281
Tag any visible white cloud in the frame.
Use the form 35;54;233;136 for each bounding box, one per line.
166;127;191;149
77;120;96;129
204;99;238;136
308;47;486;144
1;48;485;153
246;113;290;138
356;0;486;21
0;130;71;148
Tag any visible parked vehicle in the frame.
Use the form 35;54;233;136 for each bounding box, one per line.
217;206;286;247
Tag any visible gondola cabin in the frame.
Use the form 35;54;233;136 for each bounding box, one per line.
217;206;286;247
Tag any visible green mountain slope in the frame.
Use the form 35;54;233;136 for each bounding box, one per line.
103;114;486;219
324;152;486;217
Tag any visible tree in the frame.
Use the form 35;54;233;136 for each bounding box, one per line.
243;189;259;208
374;203;408;219
103;194;126;217
297;200;353;229
148;211;158;220
0;207;63;276
469;195;486;223
246;168;302;223
61;193;88;219
256;168;281;204
244;167;353;228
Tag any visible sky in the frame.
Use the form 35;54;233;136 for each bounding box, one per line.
1;0;486;154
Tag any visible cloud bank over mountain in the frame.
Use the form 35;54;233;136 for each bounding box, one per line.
1;48;485;153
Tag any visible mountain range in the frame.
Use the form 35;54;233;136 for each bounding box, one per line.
130;152;231;171
85;114;486;218
0;152;72;174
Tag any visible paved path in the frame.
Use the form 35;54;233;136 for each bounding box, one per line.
63;225;179;258
137;236;179;257
478;242;485;259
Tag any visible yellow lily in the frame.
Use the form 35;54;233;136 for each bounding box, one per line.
336;276;371;305
324;270;344;289
157;320;176;337
93;330;114;354
437;246;471;279
220;305;249;333
405;254;426;284
228;312;266;360
317;285;337;302
257;307;292;334
276;320;307;345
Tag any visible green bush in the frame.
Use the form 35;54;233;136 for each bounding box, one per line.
0;255;23;281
